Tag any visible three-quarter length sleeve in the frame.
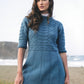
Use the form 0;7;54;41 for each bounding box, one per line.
17;17;29;49
57;23;67;53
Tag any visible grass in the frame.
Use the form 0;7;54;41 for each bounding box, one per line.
0;66;84;84
0;79;14;84
0;66;16;84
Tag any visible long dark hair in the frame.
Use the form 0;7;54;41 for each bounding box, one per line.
26;0;54;32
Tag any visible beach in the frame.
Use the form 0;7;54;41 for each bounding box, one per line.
0;66;84;84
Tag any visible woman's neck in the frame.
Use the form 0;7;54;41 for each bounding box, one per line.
41;13;49;16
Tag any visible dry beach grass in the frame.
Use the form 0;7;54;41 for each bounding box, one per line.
0;66;84;84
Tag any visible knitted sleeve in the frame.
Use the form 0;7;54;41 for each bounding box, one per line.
57;23;67;53
17;17;29;49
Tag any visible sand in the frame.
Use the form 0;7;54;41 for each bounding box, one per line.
0;66;84;84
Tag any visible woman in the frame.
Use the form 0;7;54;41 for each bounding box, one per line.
14;0;70;84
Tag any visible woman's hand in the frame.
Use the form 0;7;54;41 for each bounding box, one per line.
65;75;70;84
14;72;24;84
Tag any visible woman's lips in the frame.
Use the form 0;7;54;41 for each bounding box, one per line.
40;6;44;8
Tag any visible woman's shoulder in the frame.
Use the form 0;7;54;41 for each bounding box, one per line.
51;17;63;26
51;17;65;31
22;16;29;24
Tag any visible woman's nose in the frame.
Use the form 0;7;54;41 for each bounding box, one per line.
39;1;43;5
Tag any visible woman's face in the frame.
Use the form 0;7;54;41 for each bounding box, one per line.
37;0;49;13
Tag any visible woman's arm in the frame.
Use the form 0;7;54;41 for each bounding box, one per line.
14;48;25;84
17;17;29;73
17;48;26;74
57;22;70;83
60;52;69;78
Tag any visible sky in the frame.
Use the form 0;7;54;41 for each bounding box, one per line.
0;0;84;56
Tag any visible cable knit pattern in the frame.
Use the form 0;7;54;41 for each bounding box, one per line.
17;16;67;84
18;16;67;53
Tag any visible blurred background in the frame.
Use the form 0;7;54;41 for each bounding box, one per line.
0;0;84;84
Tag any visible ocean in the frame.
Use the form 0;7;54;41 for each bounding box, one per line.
0;56;84;67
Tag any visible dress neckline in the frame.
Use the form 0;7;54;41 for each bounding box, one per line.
41;13;53;20
41;13;49;16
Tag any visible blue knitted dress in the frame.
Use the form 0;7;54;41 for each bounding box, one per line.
18;14;67;84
